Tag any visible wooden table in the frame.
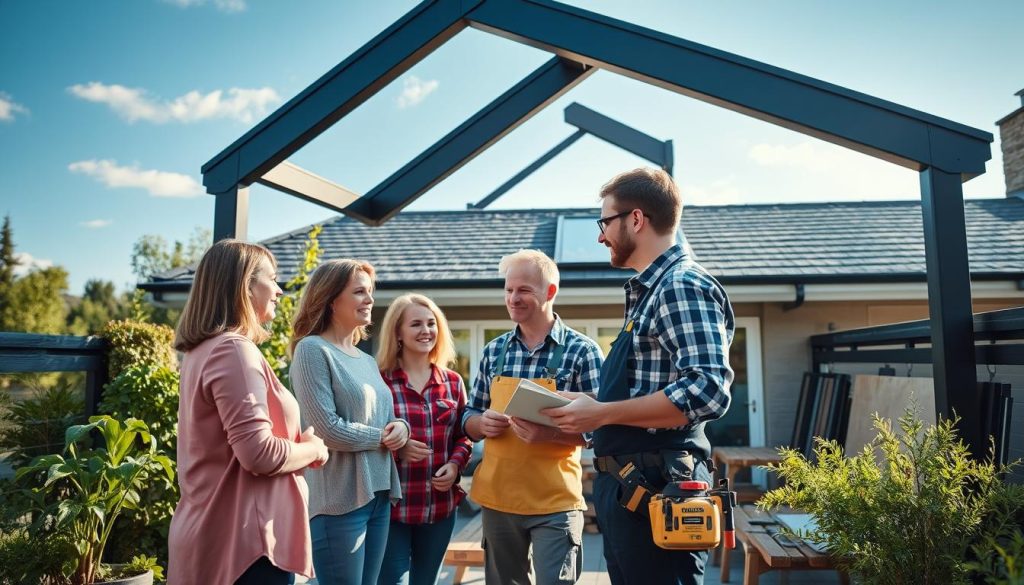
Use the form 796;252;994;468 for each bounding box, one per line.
711;446;783;500
724;504;848;585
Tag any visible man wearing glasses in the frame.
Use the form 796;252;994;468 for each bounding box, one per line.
544;168;735;585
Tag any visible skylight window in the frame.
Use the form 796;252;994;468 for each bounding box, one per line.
554;215;611;264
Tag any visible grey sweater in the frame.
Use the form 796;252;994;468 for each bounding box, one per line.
290;335;402;517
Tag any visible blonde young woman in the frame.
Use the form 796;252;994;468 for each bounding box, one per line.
289;259;410;585
376;294;473;585
168;239;328;585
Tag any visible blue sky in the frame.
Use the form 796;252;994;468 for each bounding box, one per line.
1;0;1021;293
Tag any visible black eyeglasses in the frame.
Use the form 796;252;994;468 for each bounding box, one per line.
597;210;649;234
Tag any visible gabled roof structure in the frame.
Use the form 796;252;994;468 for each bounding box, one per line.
146;197;1024;293
201;0;995;453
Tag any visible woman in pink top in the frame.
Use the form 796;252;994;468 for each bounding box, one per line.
168;239;330;585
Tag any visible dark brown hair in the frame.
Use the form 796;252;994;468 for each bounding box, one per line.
599;167;682;235
289;259;376;355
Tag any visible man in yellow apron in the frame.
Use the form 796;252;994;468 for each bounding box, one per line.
463;250;604;585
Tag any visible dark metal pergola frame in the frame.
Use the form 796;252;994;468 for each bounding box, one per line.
469;102;673;209
201;0;994;455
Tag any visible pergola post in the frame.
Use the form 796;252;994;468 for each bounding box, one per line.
919;167;981;454
213;184;249;242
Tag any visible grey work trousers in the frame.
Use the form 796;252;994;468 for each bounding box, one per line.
481;507;583;585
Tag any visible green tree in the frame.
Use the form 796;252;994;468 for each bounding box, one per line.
5;266;69;334
66;279;132;336
0;215;21;329
130;227;211;281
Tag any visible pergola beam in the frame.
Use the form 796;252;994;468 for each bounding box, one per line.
563;102;673;175
465;0;991;177
258;161;360;212
469;102;672;209
344;56;593;224
202;0;474;195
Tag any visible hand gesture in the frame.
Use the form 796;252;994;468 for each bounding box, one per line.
431;462;460;492
381;421;410;451
541;392;605;434
509;417;556;444
478;409;511;438
399;439;432;462
300;426;329;469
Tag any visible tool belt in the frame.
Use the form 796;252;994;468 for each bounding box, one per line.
595;450;702;517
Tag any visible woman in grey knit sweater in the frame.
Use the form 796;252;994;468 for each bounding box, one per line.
290;259;411;585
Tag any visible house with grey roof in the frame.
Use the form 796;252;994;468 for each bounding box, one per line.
142;91;1024;465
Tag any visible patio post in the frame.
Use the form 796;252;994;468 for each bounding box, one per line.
213;184;249;242
919;167;982;456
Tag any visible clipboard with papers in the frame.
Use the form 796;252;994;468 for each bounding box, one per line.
502;378;571;428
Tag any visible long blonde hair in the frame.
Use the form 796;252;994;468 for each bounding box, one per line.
174;239;276;351
289;259;376;355
377;293;456;373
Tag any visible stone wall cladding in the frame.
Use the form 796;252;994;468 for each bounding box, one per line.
999;108;1024;196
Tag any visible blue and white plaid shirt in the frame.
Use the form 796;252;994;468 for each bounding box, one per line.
464;315;604;425
624;244;734;428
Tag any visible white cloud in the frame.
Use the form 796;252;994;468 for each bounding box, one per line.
68;82;279;124
12;252;54;277
0;92;29;122
396;76;439;109
162;0;246;13
682;177;744;206
68;159;203;198
747;140;918;200
80;219;113;229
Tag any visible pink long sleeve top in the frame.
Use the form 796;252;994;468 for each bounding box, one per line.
168;333;314;585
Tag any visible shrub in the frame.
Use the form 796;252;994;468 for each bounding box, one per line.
99;364;180;565
0;382;85;469
101;319;176;379
760;410;1024;585
260;225;322;387
0;528;75;585
15;416;174;585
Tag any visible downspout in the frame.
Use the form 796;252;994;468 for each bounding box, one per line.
783;283;805;311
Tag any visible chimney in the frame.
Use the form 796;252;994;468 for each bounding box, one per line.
996;88;1024;197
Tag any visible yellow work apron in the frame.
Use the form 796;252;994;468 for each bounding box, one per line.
470;338;584;515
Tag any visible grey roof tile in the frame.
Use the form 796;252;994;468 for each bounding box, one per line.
148;198;1024;289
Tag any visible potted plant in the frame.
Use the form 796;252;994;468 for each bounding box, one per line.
759;410;1024;585
15;415;174;584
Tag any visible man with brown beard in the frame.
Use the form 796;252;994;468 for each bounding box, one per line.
544;168;735;585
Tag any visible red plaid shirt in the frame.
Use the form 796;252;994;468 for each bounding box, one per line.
382;365;473;524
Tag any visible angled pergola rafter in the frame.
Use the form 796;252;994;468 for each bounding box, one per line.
201;0;995;457
469;101;674;209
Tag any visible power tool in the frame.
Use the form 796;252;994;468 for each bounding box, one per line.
648;478;736;551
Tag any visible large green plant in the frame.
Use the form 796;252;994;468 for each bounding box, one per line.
260;225;322;387
760;410;1023;585
0;383;84;469
16;416;174;585
98;364;180;564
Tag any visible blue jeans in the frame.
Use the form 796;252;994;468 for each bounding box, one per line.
378;513;457;585
594;462;712;585
311;492;391;585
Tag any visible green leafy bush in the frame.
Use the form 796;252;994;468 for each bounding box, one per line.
99;365;180;566
15;416;174;585
101;320;176;379
0;528;75;585
760;410;1024;585
0;383;85;469
260;225;322;387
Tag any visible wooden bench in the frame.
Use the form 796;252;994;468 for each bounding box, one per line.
443;511;484;585
724;504;849;585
